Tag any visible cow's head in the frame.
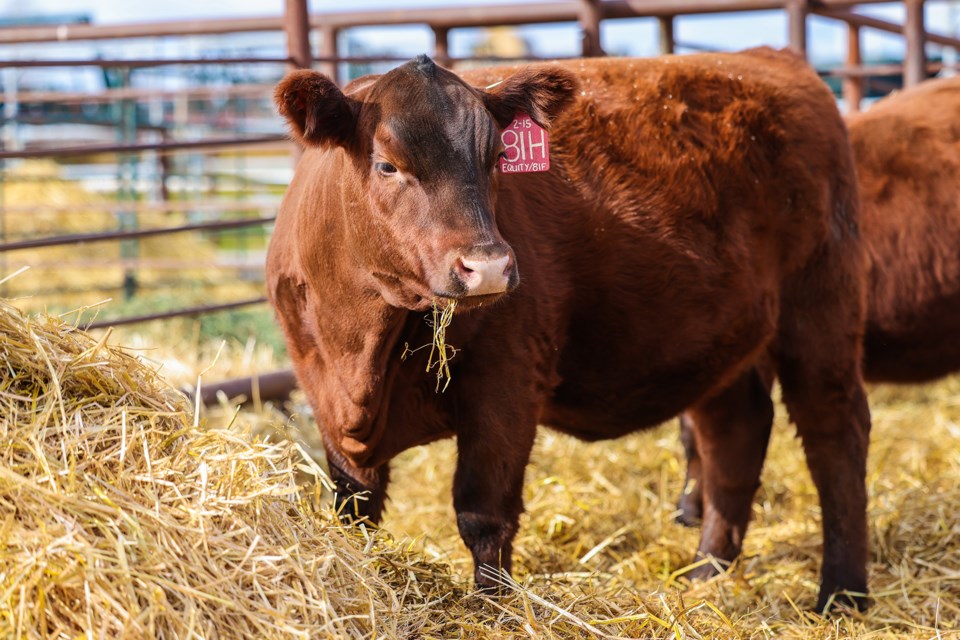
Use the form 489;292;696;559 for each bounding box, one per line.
275;55;578;310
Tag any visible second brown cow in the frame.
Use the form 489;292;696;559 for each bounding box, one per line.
678;75;960;535
267;49;870;612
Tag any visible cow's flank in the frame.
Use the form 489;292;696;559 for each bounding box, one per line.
267;50;869;613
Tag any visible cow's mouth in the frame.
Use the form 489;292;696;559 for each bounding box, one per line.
372;271;515;313
447;291;512;311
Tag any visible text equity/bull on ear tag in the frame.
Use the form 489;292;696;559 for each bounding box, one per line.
499;114;550;173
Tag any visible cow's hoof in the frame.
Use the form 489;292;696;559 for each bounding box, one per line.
685;556;728;581
674;497;702;527
474;582;506;598
333;492;382;525
815;589;871;614
473;575;514;599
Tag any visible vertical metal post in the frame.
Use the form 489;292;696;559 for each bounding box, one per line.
904;0;926;87
173;90;188;203
319;25;339;83
1;68;17;154
117;67;139;301
0;68;16;295
284;0;312;70
658;16;675;55
433;26;451;67
843;23;863;113
159;131;171;201
0;159;5;298
943;1;959;78
578;0;604;57
787;0;808;56
284;0;312;165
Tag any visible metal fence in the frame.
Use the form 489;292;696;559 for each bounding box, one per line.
0;0;955;403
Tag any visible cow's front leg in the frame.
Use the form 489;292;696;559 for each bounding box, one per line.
453;415;536;593
325;444;390;524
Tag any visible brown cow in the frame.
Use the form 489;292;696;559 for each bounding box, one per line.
677;75;960;527
267;50;870;612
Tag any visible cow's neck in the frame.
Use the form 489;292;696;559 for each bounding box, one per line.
294;152;412;466
303;268;410;466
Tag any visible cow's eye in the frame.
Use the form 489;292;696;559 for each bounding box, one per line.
375;162;398;176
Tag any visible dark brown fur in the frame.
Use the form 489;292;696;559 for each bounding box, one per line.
267;50;870;613
678;77;960;580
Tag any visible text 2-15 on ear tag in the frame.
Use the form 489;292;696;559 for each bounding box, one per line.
499;114;550;173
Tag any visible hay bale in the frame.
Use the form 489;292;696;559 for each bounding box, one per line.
0;298;467;638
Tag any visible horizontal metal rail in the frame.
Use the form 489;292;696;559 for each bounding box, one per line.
812;6;960;50
0;135;288;160
0;216;275;252
0;16;289;44
0;54;554;69
0;57;292;69
824;61;948;78
15;82;277;105
83;297;268;330
20;278;264;298
322;0;782;28
0;200;278;215
7;258;265;270
0;1;906;45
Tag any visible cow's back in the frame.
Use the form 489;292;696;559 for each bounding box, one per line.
463;49;850;272
850;76;960;382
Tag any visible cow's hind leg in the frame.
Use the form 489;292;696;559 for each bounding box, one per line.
677;358;776;527
686;367;774;578
676;413;704;526
778;247;871;613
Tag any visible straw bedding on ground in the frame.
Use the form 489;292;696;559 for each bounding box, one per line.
2;299;959;638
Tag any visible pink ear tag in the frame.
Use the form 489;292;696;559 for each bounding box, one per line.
499;114;550;173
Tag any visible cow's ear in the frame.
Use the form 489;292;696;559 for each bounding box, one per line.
481;66;579;129
275;70;359;148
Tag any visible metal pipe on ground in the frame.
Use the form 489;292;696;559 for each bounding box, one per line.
189;369;299;407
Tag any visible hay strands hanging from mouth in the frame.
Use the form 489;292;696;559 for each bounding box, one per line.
402;298;458;392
